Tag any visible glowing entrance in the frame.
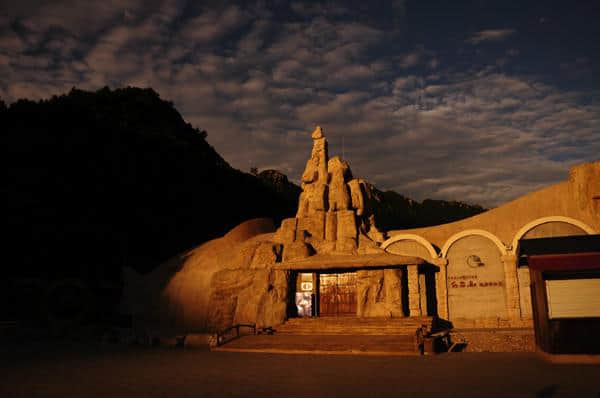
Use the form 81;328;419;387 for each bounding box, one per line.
294;273;314;317
319;272;357;316
293;271;358;317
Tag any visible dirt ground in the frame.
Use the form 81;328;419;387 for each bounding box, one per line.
1;340;599;398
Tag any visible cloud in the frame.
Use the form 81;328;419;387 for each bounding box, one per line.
178;5;248;43
398;52;421;68
467;29;516;44
14;0;149;39
0;2;598;209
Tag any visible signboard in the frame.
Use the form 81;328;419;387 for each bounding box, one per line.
546;278;600;319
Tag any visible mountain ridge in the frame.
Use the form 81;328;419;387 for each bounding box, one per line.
3;87;485;280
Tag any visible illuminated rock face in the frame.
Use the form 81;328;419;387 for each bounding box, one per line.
278;126;386;256
121;126;389;331
356;269;404;317
199;127;391;329
120;218;280;331
120;126;599;334
207;267;288;329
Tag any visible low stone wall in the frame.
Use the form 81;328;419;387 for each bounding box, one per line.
451;328;535;352
451;317;533;329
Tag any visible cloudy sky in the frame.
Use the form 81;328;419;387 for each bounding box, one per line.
1;0;599;208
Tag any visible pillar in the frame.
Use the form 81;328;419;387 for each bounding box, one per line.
419;274;427;316
407;264;422;316
501;253;521;322
433;258;448;319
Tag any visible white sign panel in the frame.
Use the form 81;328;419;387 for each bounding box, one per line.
546;278;600;319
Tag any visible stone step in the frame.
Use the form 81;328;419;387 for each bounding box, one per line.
283;316;433;322
275;316;435;336
280;322;430;327
282;318;433;325
213;334;421;356
278;323;429;330
281;322;428;325
281;316;433;322
275;330;423;336
278;324;427;328
275;327;426;333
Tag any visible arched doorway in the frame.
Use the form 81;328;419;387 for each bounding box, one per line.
381;235;438;316
512;216;596;318
443;231;508;324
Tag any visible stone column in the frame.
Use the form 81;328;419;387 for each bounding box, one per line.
501;253;521;322
419;274;427;316
432;258;448;320
407;264;422;316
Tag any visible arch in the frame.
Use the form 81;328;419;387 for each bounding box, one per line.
511;216;596;250
381;234;438;260
441;229;508;258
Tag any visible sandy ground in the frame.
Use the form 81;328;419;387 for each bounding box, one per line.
1;340;599;398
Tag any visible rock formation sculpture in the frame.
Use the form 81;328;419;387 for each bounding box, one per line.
275;126;386;256
120;124;599;337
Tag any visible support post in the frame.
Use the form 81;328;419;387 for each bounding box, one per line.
419;274;427;316
501;253;521;322
433;258;448;320
407;264;422;316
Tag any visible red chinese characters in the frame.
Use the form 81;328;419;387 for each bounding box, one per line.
449;279;504;288
478;281;503;287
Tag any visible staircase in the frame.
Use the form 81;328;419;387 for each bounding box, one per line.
212;317;437;356
274;316;436;336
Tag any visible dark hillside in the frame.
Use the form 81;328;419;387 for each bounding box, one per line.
2;87;486;327
2;86;485;282
3;87;296;281
374;191;486;231
257;169;302;209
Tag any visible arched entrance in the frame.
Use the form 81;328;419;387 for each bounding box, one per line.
442;231;508;323
381;234;438;260
381;235;438;316
512;216;596;318
512;216;596;250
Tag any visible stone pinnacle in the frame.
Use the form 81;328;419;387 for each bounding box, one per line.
312;125;324;139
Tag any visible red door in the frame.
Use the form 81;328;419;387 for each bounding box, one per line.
319;272;356;316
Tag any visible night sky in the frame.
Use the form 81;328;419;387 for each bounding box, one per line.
1;0;599;208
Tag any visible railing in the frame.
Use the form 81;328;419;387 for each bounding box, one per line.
0;321;18;330
216;323;256;346
0;321;19;337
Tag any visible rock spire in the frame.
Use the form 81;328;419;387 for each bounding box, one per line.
274;126;385;258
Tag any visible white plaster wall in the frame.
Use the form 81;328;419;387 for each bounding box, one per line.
385;240;431;260
446;235;507;320
521;221;586;239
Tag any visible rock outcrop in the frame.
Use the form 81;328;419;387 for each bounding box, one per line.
119;126;599;338
276;126;386;255
121;126;392;333
121;218;285;331
356;269;404;317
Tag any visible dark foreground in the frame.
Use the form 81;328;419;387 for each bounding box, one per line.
1;341;599;398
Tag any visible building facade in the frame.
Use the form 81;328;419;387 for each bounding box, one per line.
121;127;599;336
